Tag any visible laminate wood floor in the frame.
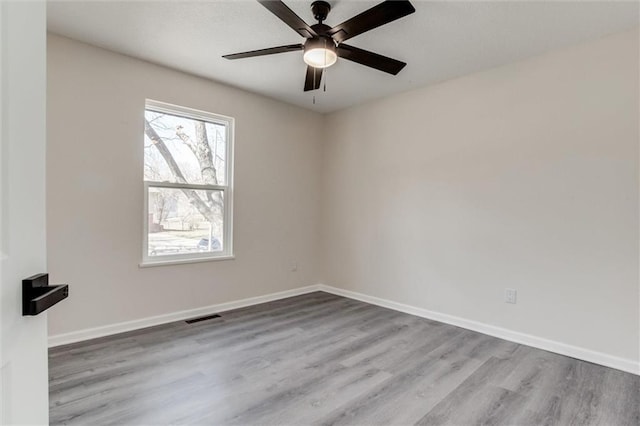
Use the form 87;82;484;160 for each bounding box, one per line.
49;292;639;425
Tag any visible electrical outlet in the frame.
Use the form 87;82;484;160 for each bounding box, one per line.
290;261;298;272
505;288;517;304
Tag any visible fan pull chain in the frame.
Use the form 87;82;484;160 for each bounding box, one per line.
323;39;327;92
324;68;327;92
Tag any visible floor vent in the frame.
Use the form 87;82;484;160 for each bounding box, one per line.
185;314;221;324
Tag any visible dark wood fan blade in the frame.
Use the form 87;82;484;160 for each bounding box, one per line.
223;44;304;60
304;66;323;91
337;44;406;75
258;1;318;38
328;0;415;44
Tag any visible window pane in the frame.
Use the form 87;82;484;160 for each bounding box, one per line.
144;110;226;185
148;187;224;257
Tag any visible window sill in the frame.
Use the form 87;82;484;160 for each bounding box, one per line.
139;255;235;268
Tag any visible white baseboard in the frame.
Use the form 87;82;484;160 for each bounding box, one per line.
48;285;322;348
317;284;639;376
49;283;639;376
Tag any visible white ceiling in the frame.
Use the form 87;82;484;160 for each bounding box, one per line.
47;0;639;113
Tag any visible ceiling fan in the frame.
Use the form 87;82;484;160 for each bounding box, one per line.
223;0;416;92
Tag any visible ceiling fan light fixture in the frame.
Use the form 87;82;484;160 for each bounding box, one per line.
303;38;337;68
223;0;416;91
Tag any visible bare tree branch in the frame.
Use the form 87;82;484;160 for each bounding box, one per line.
144;118;222;222
175;125;197;157
145;119;188;183
194;122;221;207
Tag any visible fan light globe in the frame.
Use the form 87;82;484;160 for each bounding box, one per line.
303;48;337;68
303;37;337;68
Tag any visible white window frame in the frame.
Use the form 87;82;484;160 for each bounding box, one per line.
140;99;234;267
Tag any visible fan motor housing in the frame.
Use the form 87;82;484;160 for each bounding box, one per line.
304;36;336;52
310;23;332;36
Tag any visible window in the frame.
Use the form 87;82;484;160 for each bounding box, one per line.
142;100;233;265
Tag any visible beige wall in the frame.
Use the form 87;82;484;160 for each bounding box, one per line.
47;34;323;335
321;29;639;363
48;29;639;366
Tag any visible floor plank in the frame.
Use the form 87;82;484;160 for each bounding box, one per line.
49;292;640;425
